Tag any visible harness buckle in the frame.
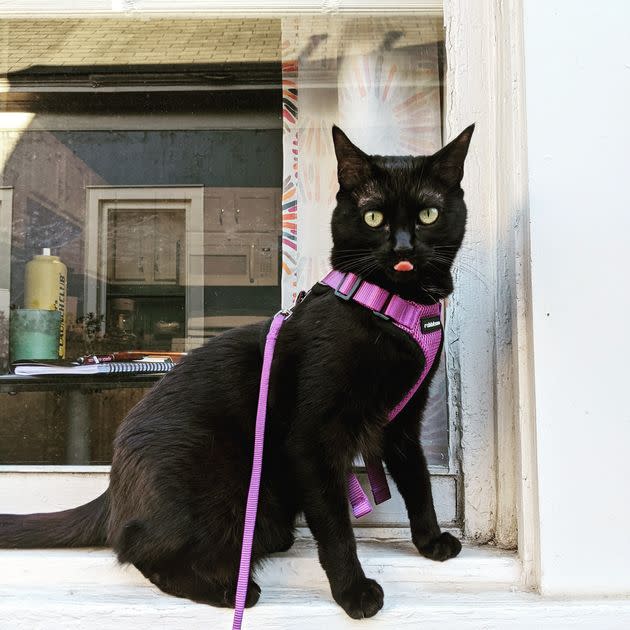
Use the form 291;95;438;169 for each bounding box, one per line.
371;293;392;321
334;274;362;301
372;309;390;321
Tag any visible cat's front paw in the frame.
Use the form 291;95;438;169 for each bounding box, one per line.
415;531;462;561
333;577;384;619
223;580;261;608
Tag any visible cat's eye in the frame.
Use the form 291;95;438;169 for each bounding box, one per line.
364;210;385;228
418;207;439;225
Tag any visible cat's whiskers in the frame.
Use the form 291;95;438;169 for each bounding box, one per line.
429;253;489;289
448;263;489;290
332;250;381;278
418;286;440;304
333;248;374;253
332;253;375;262
432;245;485;267
334;256;379;274
345;260;381;277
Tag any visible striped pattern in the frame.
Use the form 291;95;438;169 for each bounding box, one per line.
281;33;300;306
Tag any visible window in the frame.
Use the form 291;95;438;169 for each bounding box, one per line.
0;10;463;528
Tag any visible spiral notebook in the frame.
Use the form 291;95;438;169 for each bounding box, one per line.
12;359;175;376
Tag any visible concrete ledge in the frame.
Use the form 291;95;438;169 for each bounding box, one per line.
1;537;629;629
0;536;519;590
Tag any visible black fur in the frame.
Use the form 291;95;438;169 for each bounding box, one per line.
0;124;474;619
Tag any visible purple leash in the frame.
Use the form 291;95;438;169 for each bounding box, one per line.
232;312;286;630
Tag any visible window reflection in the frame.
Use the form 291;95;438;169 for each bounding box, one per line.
0;14;448;467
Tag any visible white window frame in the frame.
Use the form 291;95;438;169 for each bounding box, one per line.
84;185;205;347
443;0;537;584
0;0;535;580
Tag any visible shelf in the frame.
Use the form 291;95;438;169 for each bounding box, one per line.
0;373;163;394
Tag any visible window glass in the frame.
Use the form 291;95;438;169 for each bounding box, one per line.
0;14;448;467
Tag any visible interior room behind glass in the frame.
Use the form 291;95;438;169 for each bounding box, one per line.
0;15;449;471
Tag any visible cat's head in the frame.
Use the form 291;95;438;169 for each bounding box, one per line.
330;125;474;303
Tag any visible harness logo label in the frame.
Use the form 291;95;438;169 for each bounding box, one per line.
420;315;442;334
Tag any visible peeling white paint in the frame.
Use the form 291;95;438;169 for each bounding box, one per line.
444;0;499;544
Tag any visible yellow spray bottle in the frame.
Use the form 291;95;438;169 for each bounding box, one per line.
24;248;67;358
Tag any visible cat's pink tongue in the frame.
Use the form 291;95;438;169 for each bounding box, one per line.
394;260;414;272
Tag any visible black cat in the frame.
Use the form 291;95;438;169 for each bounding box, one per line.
0;124;474;619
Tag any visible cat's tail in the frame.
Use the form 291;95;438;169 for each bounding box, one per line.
0;490;109;548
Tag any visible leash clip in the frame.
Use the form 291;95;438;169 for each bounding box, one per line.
274;287;312;322
275;308;293;320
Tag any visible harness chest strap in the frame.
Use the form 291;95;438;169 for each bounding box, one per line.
320;270;443;518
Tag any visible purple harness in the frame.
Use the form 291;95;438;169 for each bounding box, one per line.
233;271;443;629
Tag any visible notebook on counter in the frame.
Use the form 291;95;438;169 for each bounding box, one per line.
11;359;175;376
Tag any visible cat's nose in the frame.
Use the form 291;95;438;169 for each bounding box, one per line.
393;229;414;253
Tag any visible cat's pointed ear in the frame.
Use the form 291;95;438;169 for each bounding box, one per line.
332;125;373;191
429;124;475;187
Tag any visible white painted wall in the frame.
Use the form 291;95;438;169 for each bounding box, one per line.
523;0;630;595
